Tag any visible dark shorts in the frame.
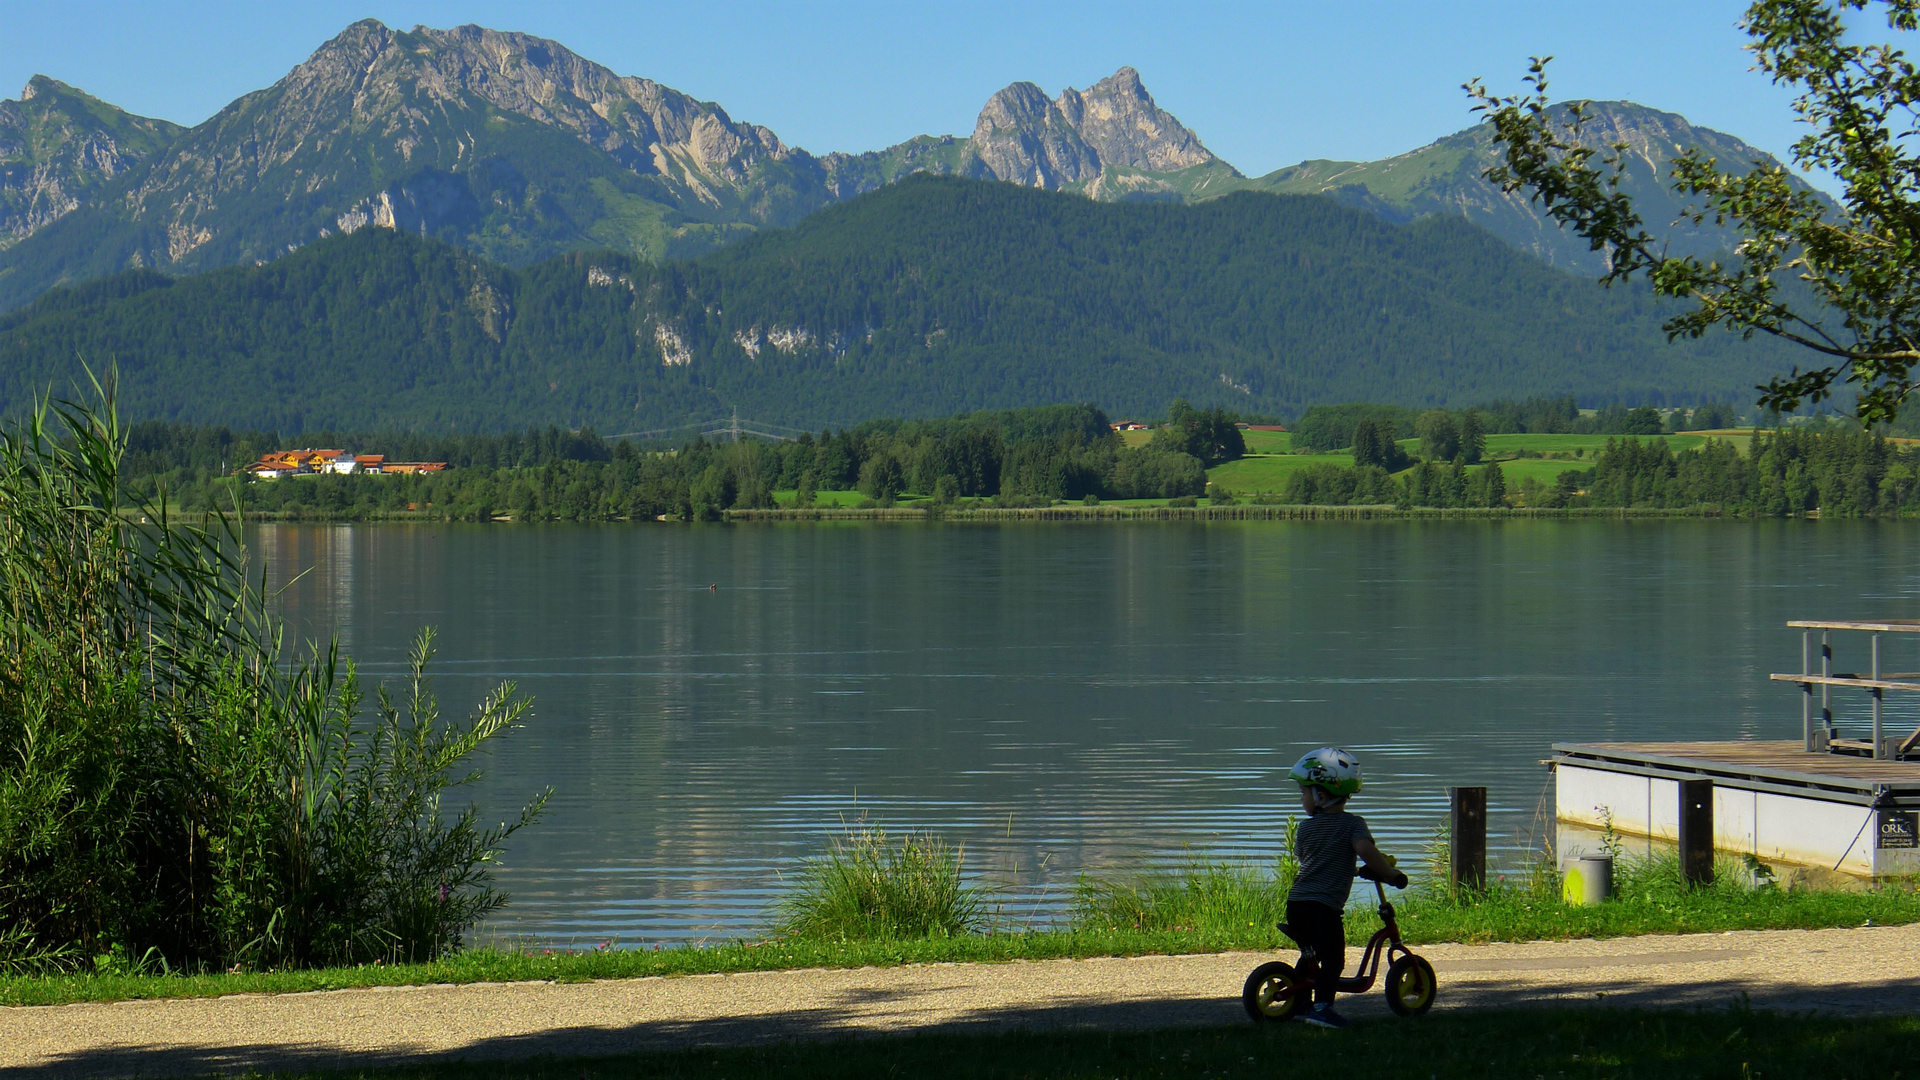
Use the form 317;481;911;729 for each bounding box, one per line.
1285;899;1345;1004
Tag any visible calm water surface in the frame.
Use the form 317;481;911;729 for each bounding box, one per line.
253;520;1920;943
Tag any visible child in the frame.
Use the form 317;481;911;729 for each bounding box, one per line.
1285;746;1407;1030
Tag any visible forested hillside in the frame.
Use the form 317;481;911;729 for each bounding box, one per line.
0;177;1802;432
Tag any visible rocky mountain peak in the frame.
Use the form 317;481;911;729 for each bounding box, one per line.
0;75;183;251
1058;67;1215;173
974;81;1054;133
967;67;1218;189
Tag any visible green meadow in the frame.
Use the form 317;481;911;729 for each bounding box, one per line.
1206;453;1359;493
770;430;1756;505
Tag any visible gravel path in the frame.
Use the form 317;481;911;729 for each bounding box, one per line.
5;924;1918;1077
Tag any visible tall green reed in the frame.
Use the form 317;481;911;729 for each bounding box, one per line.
0;388;546;974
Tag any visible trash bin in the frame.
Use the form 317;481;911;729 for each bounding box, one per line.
1561;854;1613;906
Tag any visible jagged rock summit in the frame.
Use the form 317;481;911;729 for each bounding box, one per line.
968;67;1222;188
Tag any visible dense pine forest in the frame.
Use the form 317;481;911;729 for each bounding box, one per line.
0;177;1802;433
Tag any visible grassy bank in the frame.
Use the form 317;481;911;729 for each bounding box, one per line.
148;1008;1920;1079
7;862;1916;1007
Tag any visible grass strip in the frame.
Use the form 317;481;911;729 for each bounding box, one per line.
6;879;1918;1008
189;1007;1919;1079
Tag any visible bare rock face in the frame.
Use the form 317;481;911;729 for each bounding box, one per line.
0;76;182;250
970;81;1101;186
1055;67;1214;173
966;67;1218;188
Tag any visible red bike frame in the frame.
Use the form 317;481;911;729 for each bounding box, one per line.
1282;873;1415;995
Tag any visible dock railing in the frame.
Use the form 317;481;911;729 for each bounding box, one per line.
1772;620;1920;760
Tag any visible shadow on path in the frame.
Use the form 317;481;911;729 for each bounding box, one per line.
10;970;1920;1079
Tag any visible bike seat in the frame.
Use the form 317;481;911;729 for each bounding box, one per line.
1275;922;1298;944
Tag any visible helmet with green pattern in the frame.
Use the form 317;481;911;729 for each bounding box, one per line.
1288;746;1363;802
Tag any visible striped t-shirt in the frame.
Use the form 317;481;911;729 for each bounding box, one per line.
1287;809;1372;909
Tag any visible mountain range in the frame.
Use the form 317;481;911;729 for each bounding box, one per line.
0;18;1814;312
0;176;1799;433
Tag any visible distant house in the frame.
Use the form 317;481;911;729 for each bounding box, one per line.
1241;424;1288;432
243;449;444;478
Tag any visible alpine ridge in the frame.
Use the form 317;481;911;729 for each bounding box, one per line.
1252;100;1819;272
0;17;1819;311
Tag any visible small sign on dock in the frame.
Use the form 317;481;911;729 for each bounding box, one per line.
1882;810;1917;850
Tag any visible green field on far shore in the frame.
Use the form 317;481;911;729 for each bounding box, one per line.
773;430;1751;505
1240;429;1292;453
1206;453;1356;492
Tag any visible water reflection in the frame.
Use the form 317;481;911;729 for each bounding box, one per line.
253;519;1920;943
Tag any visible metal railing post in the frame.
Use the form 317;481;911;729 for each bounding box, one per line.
1803;630;1814;751
1823;632;1833;741
1874;632;1886;759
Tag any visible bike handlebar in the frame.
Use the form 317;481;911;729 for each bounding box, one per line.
1354;864;1409;888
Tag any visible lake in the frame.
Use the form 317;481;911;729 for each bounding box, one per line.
253;519;1920;944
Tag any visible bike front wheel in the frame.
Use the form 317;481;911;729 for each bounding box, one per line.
1384;954;1437;1016
1242;961;1307;1022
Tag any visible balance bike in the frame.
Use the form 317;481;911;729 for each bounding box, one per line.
1242;865;1437;1021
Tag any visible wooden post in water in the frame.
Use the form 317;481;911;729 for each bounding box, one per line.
1450;786;1487;890
1678;779;1714;886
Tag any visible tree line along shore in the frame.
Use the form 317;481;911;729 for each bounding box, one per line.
119;398;1920;522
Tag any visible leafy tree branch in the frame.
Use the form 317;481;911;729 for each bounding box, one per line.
1466;0;1920;422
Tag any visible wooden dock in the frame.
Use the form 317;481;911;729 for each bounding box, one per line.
1556;741;1920;799
1553;741;1920;877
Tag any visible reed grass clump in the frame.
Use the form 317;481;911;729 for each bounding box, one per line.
775;824;986;940
1072;856;1298;934
1071;820;1299;935
0;391;546;975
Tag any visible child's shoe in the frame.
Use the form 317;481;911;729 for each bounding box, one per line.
1301;1003;1350;1029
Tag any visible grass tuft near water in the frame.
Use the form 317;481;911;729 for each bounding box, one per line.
1073;856;1296;936
772;824;986;940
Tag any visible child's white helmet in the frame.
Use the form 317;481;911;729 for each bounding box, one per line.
1288;746;1363;799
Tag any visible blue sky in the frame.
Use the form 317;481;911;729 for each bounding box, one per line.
0;1;1837;186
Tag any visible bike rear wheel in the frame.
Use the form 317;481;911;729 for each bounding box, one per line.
1242;961;1307;1022
1384;954;1437;1016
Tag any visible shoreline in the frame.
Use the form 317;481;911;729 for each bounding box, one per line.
135;504;1886;525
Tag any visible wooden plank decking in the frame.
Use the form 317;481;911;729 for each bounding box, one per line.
1554;740;1920;791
